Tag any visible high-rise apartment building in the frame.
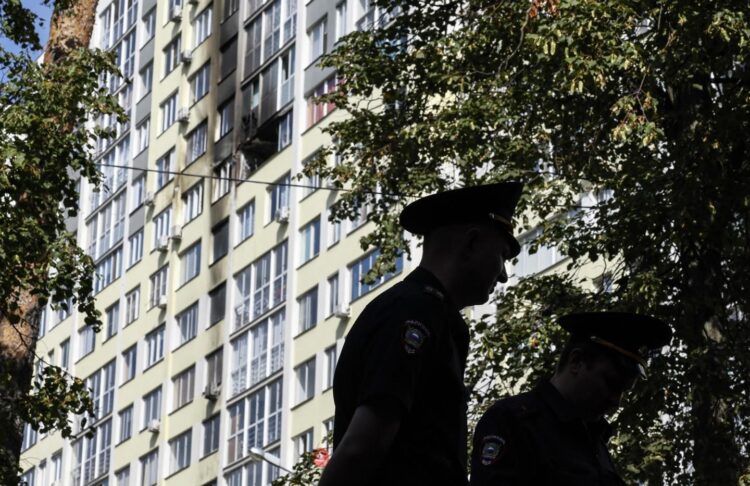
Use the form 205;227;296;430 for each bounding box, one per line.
18;0;575;484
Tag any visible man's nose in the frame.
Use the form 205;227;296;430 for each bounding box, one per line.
497;265;508;284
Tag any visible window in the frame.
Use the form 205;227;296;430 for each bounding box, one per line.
278;110;293;149
180;241;202;284
269;174;290;221
187;121;208;163
229;310;284;395
87;360;116;417
153;206;172;247
300;217;321;263
177;302;199;344
121;30;137;79
136;119;150;154
223;0;238;20
234;243;288;328
140;62;153;97
60;339;70;370
128;229;143;267
225;379;282;463
298;287;318;333
209;283;226;325
193;6;212;47
279;47;295;106
142;387;162;427
160;92;178;132
94;247;123;293
335;1;347;42
237;201;255;243
295;358;315;403
206;348;223;386
301;153;320;197
244;18;262;76
327;206;342;246
219;37;237;80
21;423;37;451
79;326;96;358
149;265;169;308
309;18;327;62
282;0;296;42
217;98;234;139
189;62;210;103
183;182;203;223
202;414;220;456
163;36;182;77
350;250;403;300
212;159;233;202
294;429;314;461
74;418;112;482
116;466;130;485
118;405;133;442
155;148;176;189
263;0;281;59
327;274;339;315
122;344;137;382
307;76;337;127
105;301;120;339
211;219;229;262
143;9;156;44
140;449;159;486
170;430;192;473
125;286;140;324
20;468;34;486
145;325;165;367
514;230;563;278
51;451;63;481
324;345;337;389
173;366;195;410
132;175;146;213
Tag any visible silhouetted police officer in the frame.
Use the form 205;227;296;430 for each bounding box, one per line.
470;312;672;486
319;182;524;486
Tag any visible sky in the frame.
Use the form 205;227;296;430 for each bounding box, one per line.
0;0;54;58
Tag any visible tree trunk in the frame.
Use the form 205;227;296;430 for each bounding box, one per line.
0;0;99;477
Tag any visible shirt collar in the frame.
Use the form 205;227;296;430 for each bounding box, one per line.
533;379;614;438
405;266;453;305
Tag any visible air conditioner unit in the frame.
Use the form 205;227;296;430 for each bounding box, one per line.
147;419;160;432
49;481;61;486
274;207;289;223
157;294;168;309
157;235;170;252
144;191;156;207
177;108;190;123
333;303;351;318
188;0;199;4
180;49;192;64
202;382;221;400
170;6;182;21
169;224;182;240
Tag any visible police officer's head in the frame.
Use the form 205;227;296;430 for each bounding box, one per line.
399;182;523;307
552;312;672;421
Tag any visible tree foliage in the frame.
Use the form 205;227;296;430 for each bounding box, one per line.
0;0;120;482
307;0;750;483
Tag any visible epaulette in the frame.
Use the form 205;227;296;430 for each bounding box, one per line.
423;285;445;302
507;393;540;420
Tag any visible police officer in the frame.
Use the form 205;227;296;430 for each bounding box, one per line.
319;182;524;486
470;312;672;485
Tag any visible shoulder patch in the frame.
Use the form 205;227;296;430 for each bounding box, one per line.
402;320;431;354
480;434;507;466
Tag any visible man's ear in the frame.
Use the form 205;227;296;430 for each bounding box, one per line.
567;348;585;374
461;226;481;259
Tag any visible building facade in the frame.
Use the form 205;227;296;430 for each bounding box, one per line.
17;0;588;484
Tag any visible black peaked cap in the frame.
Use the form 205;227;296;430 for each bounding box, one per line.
399;182;524;257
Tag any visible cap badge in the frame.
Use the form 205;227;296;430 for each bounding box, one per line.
480;435;507;466
402;320;430;355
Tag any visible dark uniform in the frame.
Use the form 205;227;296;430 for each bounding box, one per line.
471;380;626;486
470;312;672;486
329;182;524;486
333;266;470;485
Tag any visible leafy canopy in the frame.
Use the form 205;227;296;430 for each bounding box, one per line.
305;0;750;483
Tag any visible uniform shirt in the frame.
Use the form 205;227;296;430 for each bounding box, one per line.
470;380;626;486
333;267;470;485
